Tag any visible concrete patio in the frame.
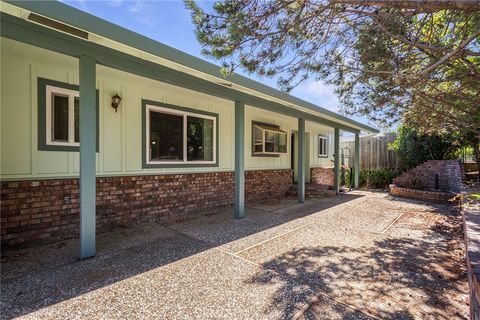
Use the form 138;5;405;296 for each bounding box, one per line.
1;191;468;319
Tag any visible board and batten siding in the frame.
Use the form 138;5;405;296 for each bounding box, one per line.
1;37;334;181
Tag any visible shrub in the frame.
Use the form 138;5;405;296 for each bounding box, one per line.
345;168;401;189
389;126;458;170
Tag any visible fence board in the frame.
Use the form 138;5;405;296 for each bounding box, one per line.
341;133;398;170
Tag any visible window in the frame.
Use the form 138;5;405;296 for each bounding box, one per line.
38;78;98;152
252;122;287;156
318;135;328;157
46;85;80;147
145;103;217;166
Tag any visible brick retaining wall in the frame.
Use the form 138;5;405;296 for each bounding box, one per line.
1;169;293;248
393;160;462;193
310;167;334;186
463;203;480;320
389;184;456;203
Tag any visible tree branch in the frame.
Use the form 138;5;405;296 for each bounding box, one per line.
332;0;480;12
412;28;480;78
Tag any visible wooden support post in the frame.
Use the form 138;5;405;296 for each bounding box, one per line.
354;132;360;189
79;56;96;259
298;118;305;203
334;127;340;195
235;101;245;218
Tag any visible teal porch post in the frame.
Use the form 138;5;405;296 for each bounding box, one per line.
235;101;245;219
79;56;97;259
334;127;340;195
354;132;360;189
297;118;305;203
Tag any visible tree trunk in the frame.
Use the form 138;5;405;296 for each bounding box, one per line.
333;0;480;11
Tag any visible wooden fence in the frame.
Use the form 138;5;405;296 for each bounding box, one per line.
340;133;398;170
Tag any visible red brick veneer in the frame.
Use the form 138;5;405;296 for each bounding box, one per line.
310;167;334;186
245;169;293;201
1;169;293;248
389;184;456;203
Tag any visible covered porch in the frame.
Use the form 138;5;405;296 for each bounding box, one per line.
1;2;372;259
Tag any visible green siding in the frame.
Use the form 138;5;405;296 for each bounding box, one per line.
1;37;337;180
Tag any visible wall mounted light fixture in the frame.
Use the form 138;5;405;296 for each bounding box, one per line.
111;94;122;112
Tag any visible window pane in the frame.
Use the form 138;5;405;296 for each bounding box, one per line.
277;133;287;153
319;137;327;156
52;94;69;142
265;131;275;142
149;111;183;161
254;126;263;143
187;116;214;161
74;97;79;143
265;131;275;152
254;144;263;153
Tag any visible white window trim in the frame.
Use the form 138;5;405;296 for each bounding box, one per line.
318;134;328;157
145;104;217;165
45;85;80;147
253;125;287;155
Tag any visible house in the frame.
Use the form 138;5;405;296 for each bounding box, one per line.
0;1;378;258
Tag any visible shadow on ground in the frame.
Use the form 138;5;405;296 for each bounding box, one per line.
1;194;365;319
249;203;467;319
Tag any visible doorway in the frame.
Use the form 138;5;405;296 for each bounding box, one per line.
291;131;310;183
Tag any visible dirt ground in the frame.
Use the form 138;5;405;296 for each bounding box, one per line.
1;191;469;319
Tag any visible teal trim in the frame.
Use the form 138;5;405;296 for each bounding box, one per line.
251;121;283;158
235;101;245;219
37;77;99;152
8;1;378;133
1;11;377;134
317;134;328;158
141;99;219;168
354;132;360;189
79;56;96;260
297;118;305;203
334;128;340;195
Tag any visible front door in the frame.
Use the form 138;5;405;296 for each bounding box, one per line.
292;132;310;183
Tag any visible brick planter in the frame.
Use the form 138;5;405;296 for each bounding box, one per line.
393;160;462;193
1;169;293;249
389;184;456;203
310;167;334;186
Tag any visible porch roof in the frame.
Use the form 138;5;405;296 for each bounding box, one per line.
2;0;379;134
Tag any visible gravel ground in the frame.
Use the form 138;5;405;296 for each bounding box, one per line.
1;191;468;319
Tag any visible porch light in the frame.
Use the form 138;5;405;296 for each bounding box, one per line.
111;94;122;112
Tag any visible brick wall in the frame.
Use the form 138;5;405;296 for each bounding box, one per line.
393;160;462;193
1;169;293;249
389;184;456;203
245;169;293;201
310;167;334;186
463;203;480;320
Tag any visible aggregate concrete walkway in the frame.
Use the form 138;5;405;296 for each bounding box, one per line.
1;191;468;319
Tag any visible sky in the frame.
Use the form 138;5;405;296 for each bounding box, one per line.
61;0;369;127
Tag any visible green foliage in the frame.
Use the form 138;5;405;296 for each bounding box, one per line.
345;168;401;189
185;0;480;139
389;126;459;170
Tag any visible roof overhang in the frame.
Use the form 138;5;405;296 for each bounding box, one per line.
1;0;379;134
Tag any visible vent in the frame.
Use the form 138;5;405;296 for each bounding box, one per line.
28;13;88;40
215;81;232;87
